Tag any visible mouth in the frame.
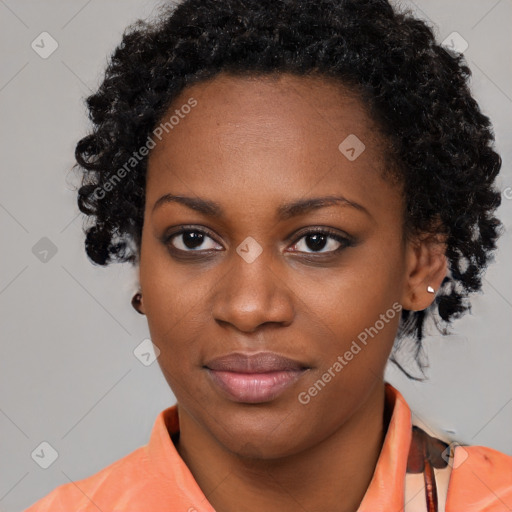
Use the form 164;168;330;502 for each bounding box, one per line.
203;352;310;404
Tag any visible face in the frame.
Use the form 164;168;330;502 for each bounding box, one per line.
138;72;434;459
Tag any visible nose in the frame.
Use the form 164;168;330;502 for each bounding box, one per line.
211;245;295;333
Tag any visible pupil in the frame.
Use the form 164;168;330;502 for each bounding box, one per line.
306;233;327;251
183;231;204;249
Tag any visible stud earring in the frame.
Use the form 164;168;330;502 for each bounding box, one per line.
131;292;144;314
427;285;435;294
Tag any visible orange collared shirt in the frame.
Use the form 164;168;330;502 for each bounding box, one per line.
24;383;512;511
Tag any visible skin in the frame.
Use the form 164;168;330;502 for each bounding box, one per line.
136;72;447;512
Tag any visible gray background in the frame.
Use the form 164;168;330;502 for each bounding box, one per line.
1;1;511;510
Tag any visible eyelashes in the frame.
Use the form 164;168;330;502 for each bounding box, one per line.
163;225;354;257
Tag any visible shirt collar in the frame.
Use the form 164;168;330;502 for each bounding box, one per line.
145;382;412;511
357;382;412;510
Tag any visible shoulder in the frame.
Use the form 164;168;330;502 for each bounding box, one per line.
23;446;148;512
446;444;512;511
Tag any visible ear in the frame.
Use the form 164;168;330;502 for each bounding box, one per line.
400;232;448;312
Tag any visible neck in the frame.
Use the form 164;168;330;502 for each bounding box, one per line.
175;381;389;512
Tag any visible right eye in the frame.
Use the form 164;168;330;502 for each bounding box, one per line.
165;228;223;253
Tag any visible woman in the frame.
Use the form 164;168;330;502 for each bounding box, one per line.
25;0;512;510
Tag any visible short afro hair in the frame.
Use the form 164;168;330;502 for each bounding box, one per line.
74;0;503;379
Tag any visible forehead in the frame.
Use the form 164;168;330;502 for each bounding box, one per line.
145;72;398;217
149;72;383;156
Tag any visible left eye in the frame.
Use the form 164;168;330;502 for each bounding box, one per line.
289;230;350;254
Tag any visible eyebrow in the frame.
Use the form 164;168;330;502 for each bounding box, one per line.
152;194;371;220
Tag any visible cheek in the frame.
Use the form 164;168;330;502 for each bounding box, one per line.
142;279;208;367
303;259;402;342
291;251;404;385
139;233;211;329
139;254;203;361
306;296;399;387
293;285;400;431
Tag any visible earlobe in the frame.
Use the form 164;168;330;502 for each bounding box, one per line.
400;235;447;312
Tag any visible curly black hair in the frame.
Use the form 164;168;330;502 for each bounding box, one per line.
74;0;503;380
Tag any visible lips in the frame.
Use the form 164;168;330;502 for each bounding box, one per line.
204;352;310;403
205;352;307;373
